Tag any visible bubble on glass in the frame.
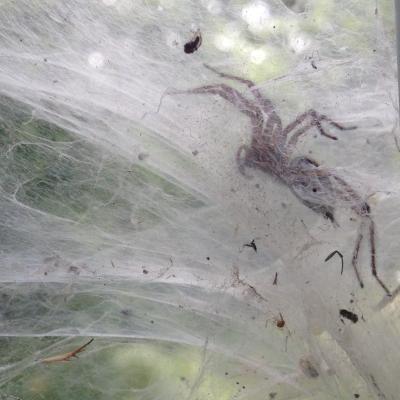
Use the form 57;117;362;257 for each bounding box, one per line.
214;34;235;52
88;52;105;68
289;34;310;53
250;48;267;64
241;1;271;32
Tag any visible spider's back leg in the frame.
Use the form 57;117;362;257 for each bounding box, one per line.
368;217;391;296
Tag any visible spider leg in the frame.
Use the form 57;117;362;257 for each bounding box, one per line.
166;84;262;122
284;109;357;149
323;174;390;294
352;228;365;289
203;64;275;115
368;217;391;296
265;112;284;150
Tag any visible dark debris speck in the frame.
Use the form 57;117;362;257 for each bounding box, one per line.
339;309;358;323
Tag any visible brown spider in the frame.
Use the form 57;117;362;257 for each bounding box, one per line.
165;64;391;296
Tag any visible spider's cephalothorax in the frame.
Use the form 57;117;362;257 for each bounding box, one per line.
166;64;391;296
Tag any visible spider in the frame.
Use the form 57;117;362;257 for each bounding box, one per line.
165;64;391;296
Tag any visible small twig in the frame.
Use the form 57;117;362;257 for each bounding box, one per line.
243;239;257;252
272;272;278;286
324;250;344;275
40;339;94;363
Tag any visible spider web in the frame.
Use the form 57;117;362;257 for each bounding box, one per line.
0;0;399;399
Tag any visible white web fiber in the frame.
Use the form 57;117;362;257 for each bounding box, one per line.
0;1;400;399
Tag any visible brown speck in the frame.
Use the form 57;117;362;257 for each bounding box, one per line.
269;393;277;399
276;313;285;328
206;256;210;261
142;268;149;274
354;394;360;399
192;150;199;156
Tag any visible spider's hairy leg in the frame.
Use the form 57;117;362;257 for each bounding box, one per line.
322;173;390;295
352;229;365;289
203;64;275;115
284;109;357;148
351;215;391;295
368;217;392;296
166;84;261;120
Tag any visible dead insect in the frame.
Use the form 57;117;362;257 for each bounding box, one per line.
40;338;94;363
324;250;344;275
184;30;202;54
339;309;358;323
244;239;257;252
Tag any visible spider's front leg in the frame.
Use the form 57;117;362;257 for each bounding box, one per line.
284;109;357;150
165;83;261;121
203;64;275;115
